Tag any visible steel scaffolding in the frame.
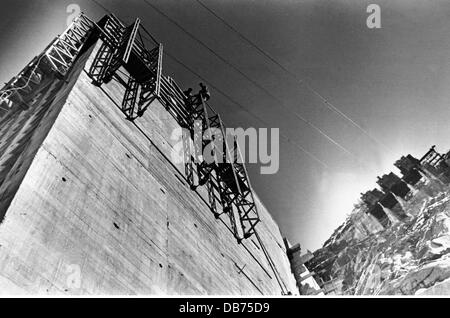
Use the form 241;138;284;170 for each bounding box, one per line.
181;90;260;241
0;13;94;112
87;14;163;120
0;12;261;241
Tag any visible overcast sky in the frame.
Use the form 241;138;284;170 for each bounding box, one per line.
1;0;450;251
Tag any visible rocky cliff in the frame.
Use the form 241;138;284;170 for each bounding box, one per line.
306;163;450;295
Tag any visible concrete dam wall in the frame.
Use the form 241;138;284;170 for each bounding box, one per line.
0;34;298;295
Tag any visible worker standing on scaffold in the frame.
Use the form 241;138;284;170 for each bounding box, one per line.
199;82;210;101
183;87;195;118
183;83;211;123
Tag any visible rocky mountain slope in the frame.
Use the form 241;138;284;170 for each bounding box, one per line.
306;179;450;295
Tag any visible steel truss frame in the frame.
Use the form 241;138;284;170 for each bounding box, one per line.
87;15;163;120
420;146;445;168
181;93;260;241
0;13;94;112
0;11;261;241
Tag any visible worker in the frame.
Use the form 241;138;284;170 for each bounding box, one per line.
199;82;210;101
183;87;196;118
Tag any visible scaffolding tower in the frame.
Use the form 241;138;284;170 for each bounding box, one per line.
85;14;261;241
182;91;260;241
0;13;261;241
0;13;94;113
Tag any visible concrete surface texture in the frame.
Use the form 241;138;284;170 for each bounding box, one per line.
0;40;298;295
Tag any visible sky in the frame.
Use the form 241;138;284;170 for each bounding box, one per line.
1;0;450;251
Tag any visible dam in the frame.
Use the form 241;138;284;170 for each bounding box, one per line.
0;13;301;295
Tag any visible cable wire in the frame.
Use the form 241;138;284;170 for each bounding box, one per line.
0;54;45;99
164;51;329;168
194;0;390;151
87;0;329;168
142;0;355;160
